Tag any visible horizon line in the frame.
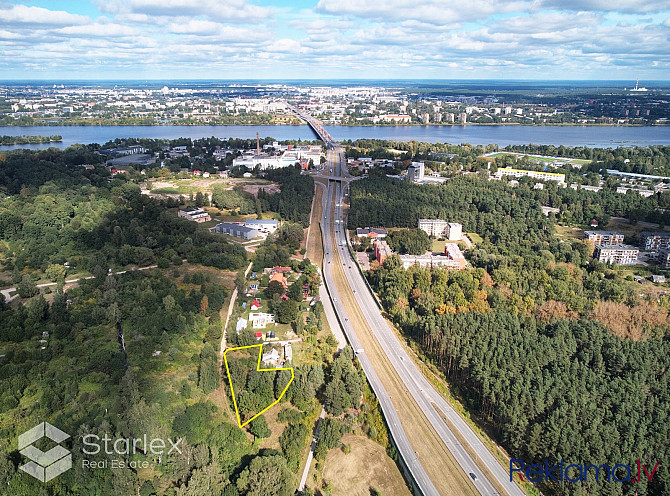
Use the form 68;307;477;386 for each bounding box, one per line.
1;78;669;83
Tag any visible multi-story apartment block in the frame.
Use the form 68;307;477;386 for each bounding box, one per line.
594;244;639;265
417;219;462;240
640;232;670;251
495;167;566;184
444;243;466;269
374;239;393;265
418;219;448;237
583;231;624;246
446;223;462;241
657;249;670;268
407;162;425;183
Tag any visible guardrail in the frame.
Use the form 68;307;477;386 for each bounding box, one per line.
318;219;424;496
343;216;383;311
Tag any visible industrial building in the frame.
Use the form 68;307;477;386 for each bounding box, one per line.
215;222;260;240
243;219;279;234
178;207;211;223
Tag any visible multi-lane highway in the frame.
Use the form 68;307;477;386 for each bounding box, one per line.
296;107;524;496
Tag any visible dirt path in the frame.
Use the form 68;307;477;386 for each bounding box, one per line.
218;261;253;373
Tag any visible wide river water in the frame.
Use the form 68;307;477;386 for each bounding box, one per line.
0;124;668;150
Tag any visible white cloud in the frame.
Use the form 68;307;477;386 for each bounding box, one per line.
0;4;88;26
96;0;273;23
539;0;670;13
56;23;140;38
1;0;669;78
315;0;530;24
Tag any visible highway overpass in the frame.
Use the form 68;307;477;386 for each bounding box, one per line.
297;106;525;496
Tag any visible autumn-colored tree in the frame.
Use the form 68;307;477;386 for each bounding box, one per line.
200;295;209;315
535;300;578;323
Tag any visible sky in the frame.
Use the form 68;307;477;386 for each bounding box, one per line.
0;0;669;80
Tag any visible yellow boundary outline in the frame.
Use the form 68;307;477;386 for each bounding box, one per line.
223;344;294;428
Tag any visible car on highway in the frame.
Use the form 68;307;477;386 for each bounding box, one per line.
469;473;478;481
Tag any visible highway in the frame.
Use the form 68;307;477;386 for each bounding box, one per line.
295;106;524;496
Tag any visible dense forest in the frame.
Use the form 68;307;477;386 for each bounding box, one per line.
355;175;670;495
0;147;247;280
260;167;315;227
505;144;670;176
0;146;388;495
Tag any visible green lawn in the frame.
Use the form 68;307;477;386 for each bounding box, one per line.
465;232;483;244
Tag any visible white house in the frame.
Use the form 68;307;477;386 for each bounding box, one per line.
262;348;281;367
250;312;275;329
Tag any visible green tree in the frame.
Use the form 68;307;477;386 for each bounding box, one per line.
266;280;285;299
198;343;220;394
236;455;295;496
45;264;66;282
17;277;38;299
276;299;298;324
248;415;272;439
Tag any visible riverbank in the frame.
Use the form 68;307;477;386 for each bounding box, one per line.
0;124;667;149
0;134;62;145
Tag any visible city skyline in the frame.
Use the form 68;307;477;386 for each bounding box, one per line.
0;0;669;80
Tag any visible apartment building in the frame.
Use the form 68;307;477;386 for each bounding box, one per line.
657;250;670;268
407;162;425;183
495;167;566;184
583;230;624;246
640;232;670;251
594;244;639;265
373;239;393;265
418;219;448;237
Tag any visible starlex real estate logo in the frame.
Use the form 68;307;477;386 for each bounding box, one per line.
19;422;72;482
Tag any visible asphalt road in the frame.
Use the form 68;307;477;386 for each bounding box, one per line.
295;106;524;496
318;144;524;496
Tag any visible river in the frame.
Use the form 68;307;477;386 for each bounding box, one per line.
0;124;668;150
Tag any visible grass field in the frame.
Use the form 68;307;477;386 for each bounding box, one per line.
554;225;583;241
431;239;446;253
466;232;483;244
488;152;590;165
319;434;411;496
